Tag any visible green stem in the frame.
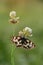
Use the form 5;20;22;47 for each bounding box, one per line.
11;44;16;65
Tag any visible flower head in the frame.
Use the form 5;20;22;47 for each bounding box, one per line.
24;27;32;33
23;27;32;37
9;11;20;24
9;11;16;19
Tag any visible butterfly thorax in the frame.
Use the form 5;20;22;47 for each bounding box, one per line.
18;37;27;45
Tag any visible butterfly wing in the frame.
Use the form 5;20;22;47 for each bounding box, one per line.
11;36;22;47
23;40;35;49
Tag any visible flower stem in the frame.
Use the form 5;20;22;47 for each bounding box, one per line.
11;44;16;65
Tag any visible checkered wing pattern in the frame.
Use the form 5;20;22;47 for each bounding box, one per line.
11;36;35;49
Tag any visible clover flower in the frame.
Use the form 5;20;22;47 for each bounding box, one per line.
23;27;32;37
18;27;32;38
24;27;32;34
9;11;19;24
10;11;16;19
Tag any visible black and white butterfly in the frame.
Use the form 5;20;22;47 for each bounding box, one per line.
11;36;35;49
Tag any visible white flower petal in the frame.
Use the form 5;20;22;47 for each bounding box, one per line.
24;27;32;34
9;11;16;18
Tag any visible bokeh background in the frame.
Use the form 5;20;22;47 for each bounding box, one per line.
0;0;43;65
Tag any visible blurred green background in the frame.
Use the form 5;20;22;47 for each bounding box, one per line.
0;0;43;65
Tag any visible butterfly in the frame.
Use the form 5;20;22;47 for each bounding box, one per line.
11;36;35;49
